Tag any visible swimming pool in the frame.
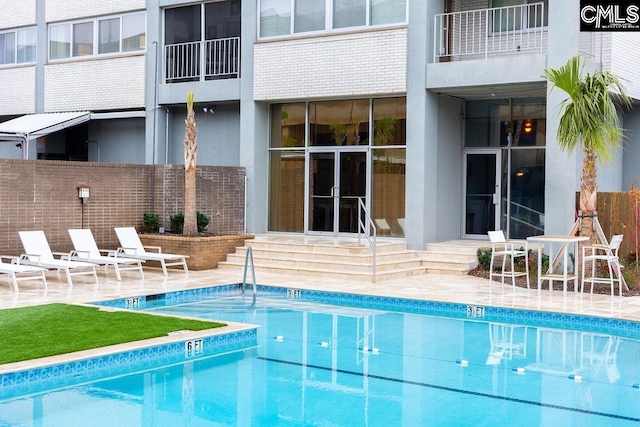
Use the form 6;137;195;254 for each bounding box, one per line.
1;285;640;426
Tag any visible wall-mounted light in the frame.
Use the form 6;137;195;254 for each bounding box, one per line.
523;120;533;133
203;105;216;114
491;89;496;97
78;185;90;204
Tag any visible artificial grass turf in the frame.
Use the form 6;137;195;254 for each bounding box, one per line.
0;303;225;365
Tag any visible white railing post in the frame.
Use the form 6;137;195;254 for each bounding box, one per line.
357;197;377;283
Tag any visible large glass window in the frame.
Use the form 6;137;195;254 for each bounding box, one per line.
509;149;545;238
464;100;510;147
259;0;406;38
310;100;369;146
373;148;406;236
269;151;305;232
49;12;146;60
271;103;306;148
269;99;406;235
0;28;37;65
492;0;548;32
373;97;406;146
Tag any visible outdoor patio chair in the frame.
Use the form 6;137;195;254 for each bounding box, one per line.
0;255;47;292
375;219;392;235
17;230;99;287
68;229;145;281
488;230;530;289
581;234;624;297
114;227;189;276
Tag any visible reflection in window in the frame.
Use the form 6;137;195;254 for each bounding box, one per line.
122;13;146;51
373;97;406;146
99;18;120;54
509;149;545;238
260;0;291;37
0;32;15;65
310;100;369;146
295;0;325;33
371;0;407;26
271;103;306;148
334;0;366;29
50;24;71;60
17;28;36;63
465;100;510;147
269;151;305;232
73;22;94;57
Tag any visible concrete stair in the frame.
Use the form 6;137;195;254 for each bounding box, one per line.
217;236;481;281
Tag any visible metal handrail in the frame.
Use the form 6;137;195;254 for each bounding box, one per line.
241;246;257;306
357;197;377;283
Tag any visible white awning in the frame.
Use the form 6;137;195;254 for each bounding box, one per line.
0;111;91;142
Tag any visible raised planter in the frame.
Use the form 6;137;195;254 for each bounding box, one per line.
139;233;254;271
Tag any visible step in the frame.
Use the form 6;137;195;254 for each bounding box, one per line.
223;252;426;273
233;246;423;264
217;261;428;281
243;239;406;255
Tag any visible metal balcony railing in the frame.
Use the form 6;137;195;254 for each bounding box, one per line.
434;2;546;63
165;37;240;83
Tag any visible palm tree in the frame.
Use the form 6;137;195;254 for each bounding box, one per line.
543;55;631;241
182;91;198;236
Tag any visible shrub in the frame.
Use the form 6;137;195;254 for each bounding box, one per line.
169;213;184;234
169;212;211;234
143;213;160;233
477;248;492;270
197;212;210;232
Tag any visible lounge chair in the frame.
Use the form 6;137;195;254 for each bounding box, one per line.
18;230;99;287
68;229;145;281
0;255;47;292
114;227;189;276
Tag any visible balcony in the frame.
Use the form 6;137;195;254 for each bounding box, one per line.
164;37;240;84
433;2;546;63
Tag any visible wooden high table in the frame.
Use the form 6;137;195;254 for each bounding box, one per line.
526;235;590;295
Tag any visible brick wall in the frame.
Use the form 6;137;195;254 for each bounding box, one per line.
44;56;146;112
0;67;36;115
254;27;407;100
0;159;245;256
46;0;145;22
0;0;35;28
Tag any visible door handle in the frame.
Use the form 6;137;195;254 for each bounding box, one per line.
492;193;498;205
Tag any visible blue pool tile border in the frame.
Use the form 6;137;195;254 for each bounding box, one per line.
0;327;257;401
95;284;640;339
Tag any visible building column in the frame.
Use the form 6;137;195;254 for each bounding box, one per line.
405;0;441;249
544;0;580;235
239;0;268;234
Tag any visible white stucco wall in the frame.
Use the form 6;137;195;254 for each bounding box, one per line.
0;0;35;29
254;28;407;100
46;0;145;22
44;56;145;112
0;67;36;115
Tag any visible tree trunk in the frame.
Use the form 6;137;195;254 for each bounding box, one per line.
579;148;599;245
183;95;198;237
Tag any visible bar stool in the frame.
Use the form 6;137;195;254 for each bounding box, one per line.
488;230;530;289
581;235;624;297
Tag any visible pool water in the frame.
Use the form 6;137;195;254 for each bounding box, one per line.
2;290;640;426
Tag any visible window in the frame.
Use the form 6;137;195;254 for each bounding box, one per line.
492;0;548;32
259;0;406;38
49;12;145;60
0;27;36;65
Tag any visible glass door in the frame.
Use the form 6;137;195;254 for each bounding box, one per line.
463;150;501;238
308;149;367;235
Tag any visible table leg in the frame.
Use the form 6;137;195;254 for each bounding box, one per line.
563;243;569;296
537;242;542;295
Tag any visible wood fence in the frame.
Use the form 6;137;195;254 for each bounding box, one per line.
588;192;639;263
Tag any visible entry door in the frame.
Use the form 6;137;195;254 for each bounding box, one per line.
464;151;501;238
309;150;367;235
